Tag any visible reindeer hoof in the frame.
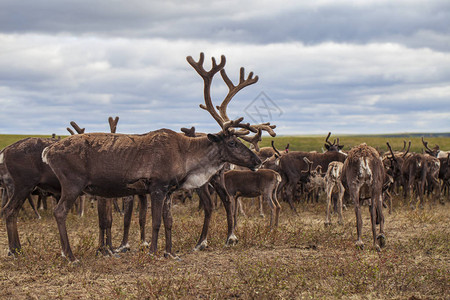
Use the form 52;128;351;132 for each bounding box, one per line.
96;247;116;257
355;241;364;250
114;244;131;253
193;239;208;252
164;252;181;261
139;242;149;251
377;234;386;248
225;234;238;246
68;259;81;266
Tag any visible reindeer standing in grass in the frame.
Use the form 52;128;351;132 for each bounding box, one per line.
42;52;275;262
341;143;386;251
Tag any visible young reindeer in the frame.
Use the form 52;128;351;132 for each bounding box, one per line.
42;52;275;262
324;161;345;226
224;168;282;229
341;143;386;251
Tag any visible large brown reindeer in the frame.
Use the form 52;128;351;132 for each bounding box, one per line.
43;52;275;262
341;143;386;251
0;137;62;255
0;121;108;256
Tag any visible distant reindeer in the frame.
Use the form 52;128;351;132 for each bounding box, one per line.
275;132;346;211
42;52;275;262
341;143;386;251
401;138;441;207
324;161;345;226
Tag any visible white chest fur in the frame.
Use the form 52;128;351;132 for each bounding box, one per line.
181;164;223;190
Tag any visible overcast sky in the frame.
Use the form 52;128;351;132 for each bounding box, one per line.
0;0;449;136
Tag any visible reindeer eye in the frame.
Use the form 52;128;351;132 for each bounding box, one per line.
228;141;236;147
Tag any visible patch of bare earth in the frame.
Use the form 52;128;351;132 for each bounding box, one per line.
0;196;448;299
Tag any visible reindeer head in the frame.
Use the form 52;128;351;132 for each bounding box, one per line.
385;141;410;179
187;52;277;170
422;137;440;157
324;132;344;152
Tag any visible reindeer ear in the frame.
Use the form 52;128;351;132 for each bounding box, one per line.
207;133;221;143
338;145;344;150
324;144;330;150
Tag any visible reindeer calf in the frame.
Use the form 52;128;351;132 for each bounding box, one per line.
224;169;282;228
324;161;345;226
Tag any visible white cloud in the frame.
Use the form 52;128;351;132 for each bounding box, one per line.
0;1;449;135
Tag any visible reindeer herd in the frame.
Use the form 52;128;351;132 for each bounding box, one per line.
0;53;448;264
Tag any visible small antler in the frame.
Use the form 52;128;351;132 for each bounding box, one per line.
66;128;75;135
325;132;334;146
386;142;397;162
302;157;314;174
422;137;431;152
108;116;119;133
403;141;411;157
69;121;85;134
285;143;290;153
271;140;282;157
181;126;196;137
400;140;407;152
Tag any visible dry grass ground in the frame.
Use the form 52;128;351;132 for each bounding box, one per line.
0;195;448;299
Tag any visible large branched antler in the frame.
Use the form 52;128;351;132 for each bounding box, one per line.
186;52;226;128
187;52;276;149
218;67;258;123
422;137;439;156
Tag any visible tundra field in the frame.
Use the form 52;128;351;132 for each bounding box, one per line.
0;134;449;299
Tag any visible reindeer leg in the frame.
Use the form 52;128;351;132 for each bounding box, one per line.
116;196;134;253
162;193;178;259
337;182;345;225
149;187;167;257
233;196;239;229
3;188;30;256
351;186;364;249
96;197;114;256
369;196;380;252
27;194;41;219
272;185;281;228
376;193;386;249
194;184;212;251
210;177;238;246
112;198;123;215
54;186;83;262
138;195;148;248
258;195;265;218
325;184;333;226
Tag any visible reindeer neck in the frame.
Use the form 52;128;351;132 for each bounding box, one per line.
180;136;224;189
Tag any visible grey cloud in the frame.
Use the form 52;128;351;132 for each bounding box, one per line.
0;1;448;51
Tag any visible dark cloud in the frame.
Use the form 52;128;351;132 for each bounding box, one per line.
0;1;449;135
